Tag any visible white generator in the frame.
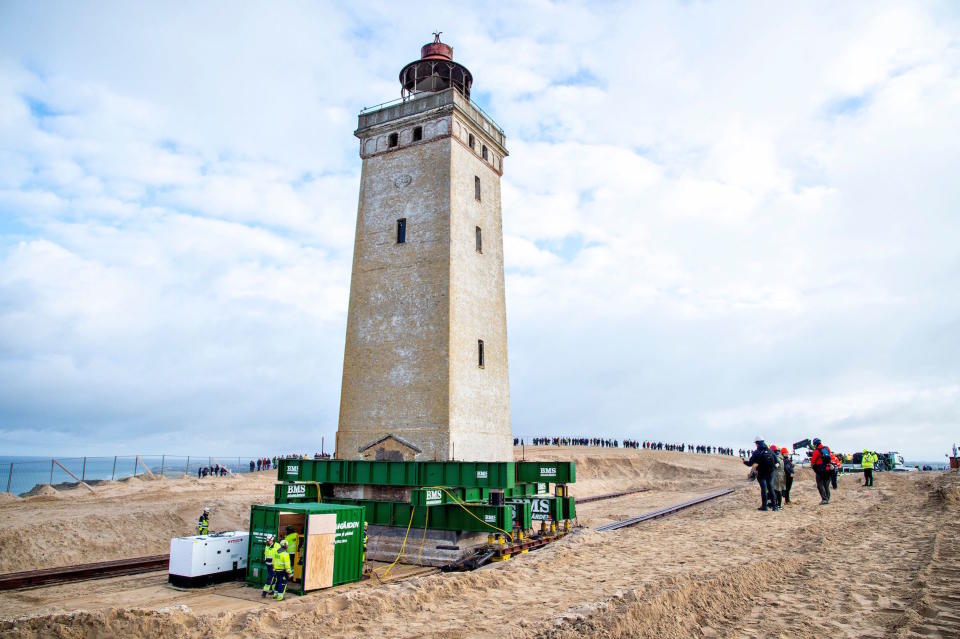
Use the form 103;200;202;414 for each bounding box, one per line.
168;531;249;587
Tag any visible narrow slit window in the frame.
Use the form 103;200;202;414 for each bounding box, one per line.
388;133;399;148
413;126;422;141
396;218;406;244
474;175;481;201
475;226;482;253
478;339;484;368
468;133;475;149
482;145;488;161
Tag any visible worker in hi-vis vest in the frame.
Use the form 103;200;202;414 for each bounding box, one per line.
284;526;299;570
861;450;878;487
197;507;210;535
273;540;292;601
261;535;280;598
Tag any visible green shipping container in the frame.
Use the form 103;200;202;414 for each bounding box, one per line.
515;461;576;484
246;503;364;595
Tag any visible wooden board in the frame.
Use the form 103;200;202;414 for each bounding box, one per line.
304;514;336;590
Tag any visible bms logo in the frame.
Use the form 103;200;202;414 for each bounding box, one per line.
540;467;557;477
425;489;442;505
484;514;496;523
287;484;306;496
476;470;488;479
286;465;299;475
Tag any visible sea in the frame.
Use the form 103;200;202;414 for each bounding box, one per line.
0;454;266;497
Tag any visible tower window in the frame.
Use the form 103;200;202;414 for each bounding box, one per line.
482;145;488;161
474;176;481;201
389;133;399;148
468;133;475;149
475;226;482;253
413;126;422;141
478;339;484;368
396;218;406;244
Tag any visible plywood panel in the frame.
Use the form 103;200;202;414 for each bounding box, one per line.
304;532;335;590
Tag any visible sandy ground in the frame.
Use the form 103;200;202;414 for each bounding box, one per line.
2;447;958;638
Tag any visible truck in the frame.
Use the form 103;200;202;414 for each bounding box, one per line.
839;451;912;473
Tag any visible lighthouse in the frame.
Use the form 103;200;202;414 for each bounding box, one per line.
335;35;512;463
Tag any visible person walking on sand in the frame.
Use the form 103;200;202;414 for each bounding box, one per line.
781;447;794;504
861;449;878;487
811;438;834;505
770;444;785;510
197;507;210;535
744;437;776;511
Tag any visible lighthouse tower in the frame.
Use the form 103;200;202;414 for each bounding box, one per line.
335;35;512;463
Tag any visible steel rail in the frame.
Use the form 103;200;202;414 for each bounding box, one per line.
0;554;169;591
576;487;649;504
595;488;736;532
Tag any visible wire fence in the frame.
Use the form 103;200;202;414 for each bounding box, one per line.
0;455;277;497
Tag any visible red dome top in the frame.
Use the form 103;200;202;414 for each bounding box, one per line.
421;40;453;61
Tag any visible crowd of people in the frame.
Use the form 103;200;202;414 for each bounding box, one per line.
521;437;622;447
516;437;735;454
197;464;229;478
641;442;735;455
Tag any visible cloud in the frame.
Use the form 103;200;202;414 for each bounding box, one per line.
0;2;958;459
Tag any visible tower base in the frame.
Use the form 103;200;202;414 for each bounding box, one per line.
366;525;489;567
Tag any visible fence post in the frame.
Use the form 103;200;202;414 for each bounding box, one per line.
81;457;86;481
112;456;117;481
133;456;138;477
160;455;165;477
6;463;12;493
50;459;54;485
184;456;190;478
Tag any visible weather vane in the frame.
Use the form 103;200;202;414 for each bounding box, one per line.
433;31;442;43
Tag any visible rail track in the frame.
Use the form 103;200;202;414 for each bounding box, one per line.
595;487;736;531
0;554;169;591
576;487;649;504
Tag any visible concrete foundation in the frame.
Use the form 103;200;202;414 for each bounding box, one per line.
366;525;490;567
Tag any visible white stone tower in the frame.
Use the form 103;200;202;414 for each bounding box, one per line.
335;35;511;462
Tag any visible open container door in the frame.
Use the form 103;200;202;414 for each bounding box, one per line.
304;513;337;590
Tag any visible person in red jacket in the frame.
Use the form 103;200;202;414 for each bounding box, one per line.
810;438;834;505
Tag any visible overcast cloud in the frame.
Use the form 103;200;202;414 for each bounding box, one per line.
1;1;958;459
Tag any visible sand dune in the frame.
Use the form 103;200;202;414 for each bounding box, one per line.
1;448;958;638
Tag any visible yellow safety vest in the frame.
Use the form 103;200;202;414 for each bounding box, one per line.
264;542;279;565
275;550;291;573
284;533;299;557
862;453;876;469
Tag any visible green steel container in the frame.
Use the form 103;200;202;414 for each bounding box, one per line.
321;498;515;534
274;482;320;504
508;500;533;530
515;461;576;484
277;459;518;489
504;482;549;498
410;486;489;506
246;503;364;594
419;461;516;489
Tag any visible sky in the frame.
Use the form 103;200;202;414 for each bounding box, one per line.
0;1;958;460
